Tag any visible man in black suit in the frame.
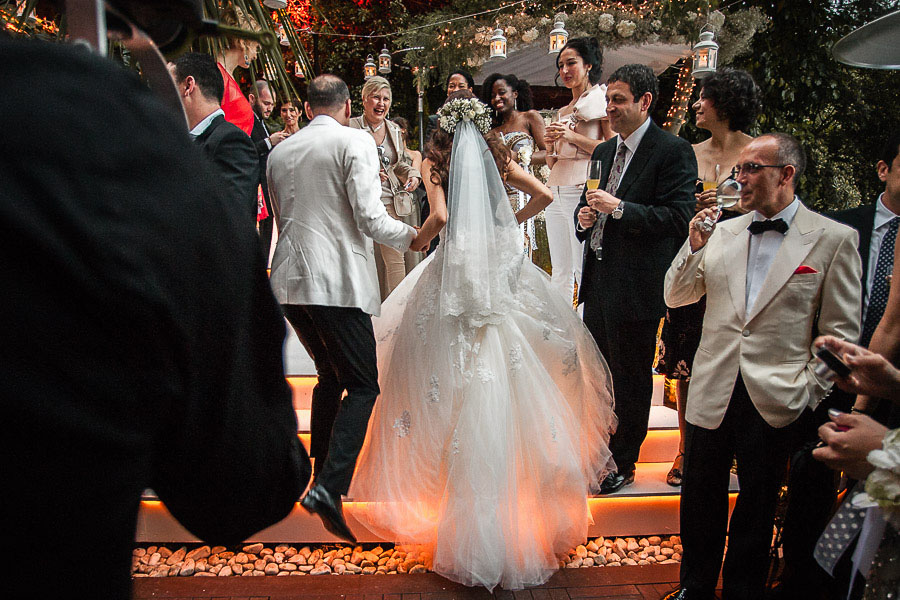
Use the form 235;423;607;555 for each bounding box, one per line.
775;132;900;599
3;34;309;600
575;64;696;494
248;79;288;258
171;52;259;223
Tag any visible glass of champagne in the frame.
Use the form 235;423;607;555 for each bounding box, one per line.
546;109;561;158
586;159;602;191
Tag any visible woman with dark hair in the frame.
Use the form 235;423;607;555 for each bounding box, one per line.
482;73;548;255
544;37;613;303
657;68;761;486
279;97;302;136
351;90;616;592
425;68;477;141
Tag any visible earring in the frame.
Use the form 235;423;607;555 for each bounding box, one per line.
244;52;250;64
514;98;518;111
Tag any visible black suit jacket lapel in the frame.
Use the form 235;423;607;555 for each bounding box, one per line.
613;121;659;201
193;114;225;146
856;204;876;289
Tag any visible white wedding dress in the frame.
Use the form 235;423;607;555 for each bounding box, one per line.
350;120;617;591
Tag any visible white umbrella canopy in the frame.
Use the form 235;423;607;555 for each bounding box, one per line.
473;41;692;87
832;9;900;69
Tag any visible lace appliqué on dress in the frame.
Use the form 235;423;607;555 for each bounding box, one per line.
476;358;495;383
509;344;523;372
393;410;411;438
427;375;440;403
562;343;578;376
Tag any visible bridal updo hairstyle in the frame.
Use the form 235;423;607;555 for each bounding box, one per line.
555;37;604;86
697;68;762;132
425;89;511;189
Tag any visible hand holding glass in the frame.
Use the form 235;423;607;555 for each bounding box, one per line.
698;178;742;232
586;159;602;191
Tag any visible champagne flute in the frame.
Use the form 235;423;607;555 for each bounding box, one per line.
546;109;561;158
586;159;602;191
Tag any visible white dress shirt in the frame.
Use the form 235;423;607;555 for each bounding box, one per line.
746;197;800;313
189;108;225;138
862;193;900;322
613;116;652;178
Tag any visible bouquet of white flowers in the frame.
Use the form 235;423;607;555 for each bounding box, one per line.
437;97;492;136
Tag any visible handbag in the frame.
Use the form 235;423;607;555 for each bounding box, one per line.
385;162;414;217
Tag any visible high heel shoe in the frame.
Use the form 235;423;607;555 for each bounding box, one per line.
666;452;684;487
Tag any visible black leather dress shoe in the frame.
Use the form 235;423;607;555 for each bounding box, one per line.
660;588;715;600
300;483;357;544
597;471;635;495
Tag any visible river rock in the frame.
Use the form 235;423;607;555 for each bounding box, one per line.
622;558;638;566
626;539;640;552
134;548;146;557
310;565;332;575
217;566;232;577
187;546;210;561
586;541;600;553
210;546;226;555
409;565;427;574
284;547;297;558
178;559;195;576
575;545;588;558
234;553;249;564
567;557;583;569
280;563;297;571
243;543;263;555
583;557;594;567
275;545;289;553
661;547;675;557
232;564;243;575
288;554;305;564
263;563;278;576
148;553;161;566
166;547;186;565
674;544;683;554
254;559;267;571
648;536;662;545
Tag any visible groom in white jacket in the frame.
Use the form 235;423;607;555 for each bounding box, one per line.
267;74;418;543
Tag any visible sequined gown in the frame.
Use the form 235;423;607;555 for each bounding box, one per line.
501;131;538;255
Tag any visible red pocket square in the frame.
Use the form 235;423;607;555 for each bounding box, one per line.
794;265;818;274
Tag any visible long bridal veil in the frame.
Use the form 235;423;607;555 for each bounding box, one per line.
350;119;617;591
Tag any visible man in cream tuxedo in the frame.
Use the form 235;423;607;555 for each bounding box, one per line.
267;74;418;544
661;133;862;600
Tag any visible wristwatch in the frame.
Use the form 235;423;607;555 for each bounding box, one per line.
611;201;625;220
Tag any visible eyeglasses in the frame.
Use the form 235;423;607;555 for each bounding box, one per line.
735;162;788;175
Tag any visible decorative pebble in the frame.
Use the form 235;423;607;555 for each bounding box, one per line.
133;536;681;579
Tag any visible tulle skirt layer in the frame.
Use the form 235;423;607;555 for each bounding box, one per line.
350;247;617;591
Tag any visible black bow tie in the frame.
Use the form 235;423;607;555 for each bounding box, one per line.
748;218;789;235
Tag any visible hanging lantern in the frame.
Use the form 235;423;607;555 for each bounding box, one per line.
295;61;305;79
276;23;289;46
378;47;392;74
691;26;719;79
548;20;568;54
489;27;507;60
263;0;287;9
364;54;377;79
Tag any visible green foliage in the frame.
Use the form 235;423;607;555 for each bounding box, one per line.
728;0;899;211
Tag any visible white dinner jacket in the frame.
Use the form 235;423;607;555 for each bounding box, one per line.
267;115;415;316
664;202;862;429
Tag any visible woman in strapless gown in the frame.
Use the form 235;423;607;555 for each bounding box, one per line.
482;73;547;257
350;92;616;592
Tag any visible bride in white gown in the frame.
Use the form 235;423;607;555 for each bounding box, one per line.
350;91;617;591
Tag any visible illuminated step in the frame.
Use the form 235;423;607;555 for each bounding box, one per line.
136;463;737;543
287;374;668;410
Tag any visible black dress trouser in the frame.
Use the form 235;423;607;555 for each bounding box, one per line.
680;373;797;600
282;304;380;496
582;302;658;476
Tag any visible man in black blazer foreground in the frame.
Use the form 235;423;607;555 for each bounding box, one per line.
171;52;259;223
575;64;696;494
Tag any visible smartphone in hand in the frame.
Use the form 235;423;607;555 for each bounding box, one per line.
815;347;852;380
